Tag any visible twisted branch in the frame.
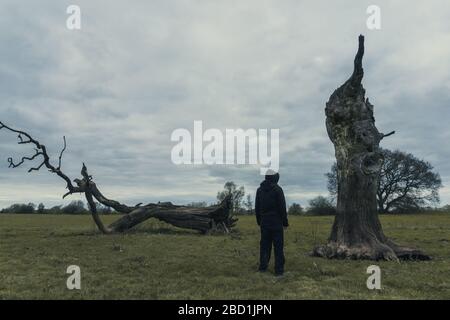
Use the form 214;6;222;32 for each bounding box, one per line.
0;121;79;197
8;149;44;171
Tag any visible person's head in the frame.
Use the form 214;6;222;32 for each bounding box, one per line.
265;170;280;184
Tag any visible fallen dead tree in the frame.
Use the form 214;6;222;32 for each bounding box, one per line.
0;122;236;234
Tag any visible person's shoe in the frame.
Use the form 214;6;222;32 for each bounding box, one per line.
275;272;284;277
258;268;267;273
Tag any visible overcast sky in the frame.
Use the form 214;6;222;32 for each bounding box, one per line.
1;0;449;209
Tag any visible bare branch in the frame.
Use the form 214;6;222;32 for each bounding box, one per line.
57;136;67;170
80;163;136;213
28;161;45;172
0;121;76;197
381;131;396;139
7;149;43;169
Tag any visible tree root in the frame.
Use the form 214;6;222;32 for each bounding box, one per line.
312;240;431;261
386;240;431;261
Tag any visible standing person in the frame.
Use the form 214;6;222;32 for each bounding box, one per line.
255;171;288;276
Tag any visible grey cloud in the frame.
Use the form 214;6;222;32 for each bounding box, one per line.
1;0;449;209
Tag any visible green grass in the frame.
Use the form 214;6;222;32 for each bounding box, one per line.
1;213;450;299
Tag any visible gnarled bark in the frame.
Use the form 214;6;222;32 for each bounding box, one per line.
312;35;430;261
0;122;236;234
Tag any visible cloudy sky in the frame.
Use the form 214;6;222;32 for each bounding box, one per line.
1;0;449;209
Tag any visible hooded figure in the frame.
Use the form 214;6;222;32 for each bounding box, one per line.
255;171;288;276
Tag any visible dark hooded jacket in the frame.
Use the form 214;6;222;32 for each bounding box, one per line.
255;173;288;228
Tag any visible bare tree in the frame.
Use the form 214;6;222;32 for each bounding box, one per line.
312;35;430;260
217;181;245;214
326;149;442;213
287;203;304;215
37;203;45;214
0;121;236;234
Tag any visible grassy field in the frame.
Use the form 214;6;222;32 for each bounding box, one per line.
0;213;449;299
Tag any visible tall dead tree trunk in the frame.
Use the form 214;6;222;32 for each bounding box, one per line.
312;35;430;261
0;122;236;234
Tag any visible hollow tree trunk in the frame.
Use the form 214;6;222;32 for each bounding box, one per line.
312;35;430;261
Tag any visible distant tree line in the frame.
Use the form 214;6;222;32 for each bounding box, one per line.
288;197;450;216
0;200;114;214
214;181;337;216
287;196;336;216
2;152;447;216
214;147;448;217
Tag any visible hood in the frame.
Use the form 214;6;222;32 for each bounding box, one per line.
265;172;279;183
260;179;277;191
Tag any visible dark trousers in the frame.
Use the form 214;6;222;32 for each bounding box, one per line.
259;226;285;274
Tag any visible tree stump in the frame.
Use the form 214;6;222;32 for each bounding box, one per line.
312;35;430;261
